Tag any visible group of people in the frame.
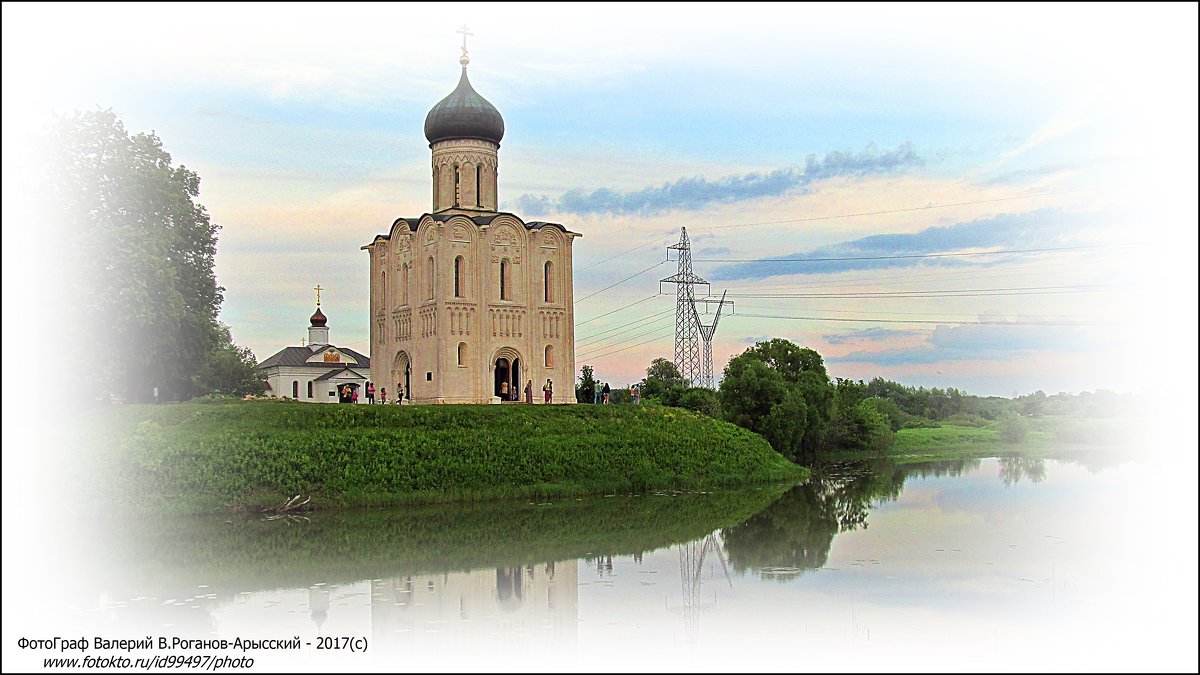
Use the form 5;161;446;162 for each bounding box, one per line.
343;380;555;404
499;379;555;403
360;381;404;404
591;383;640;405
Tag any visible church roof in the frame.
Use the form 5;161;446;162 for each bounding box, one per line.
424;67;505;146
256;346;371;370
313;366;367;382
365;213;574;248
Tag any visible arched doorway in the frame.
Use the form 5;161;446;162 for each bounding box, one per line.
491;347;523;401
392;351;412;401
494;358;510;399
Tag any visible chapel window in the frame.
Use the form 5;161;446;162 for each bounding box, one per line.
428;256;435;300
544;261;554;303
458;342;468;366
454;165;461;206
500;259;511;301
476;165;483;207
545;345;554;368
292;381;299;399
454;256;465;298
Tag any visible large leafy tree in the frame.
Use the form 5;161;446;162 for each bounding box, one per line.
46;109;234;402
640;357;687;399
721;339;835;461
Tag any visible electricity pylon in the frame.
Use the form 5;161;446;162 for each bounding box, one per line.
692;290;734;389
660;228;708;387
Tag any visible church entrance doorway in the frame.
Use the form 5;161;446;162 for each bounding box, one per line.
392;351;411;402
337;383;359;403
493;357;521;401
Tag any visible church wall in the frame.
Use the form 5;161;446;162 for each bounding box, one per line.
264;365;370;403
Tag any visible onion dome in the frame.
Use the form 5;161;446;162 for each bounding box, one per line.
310;306;327;327
423;62;505;146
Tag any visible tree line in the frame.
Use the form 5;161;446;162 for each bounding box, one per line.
578;339;1139;464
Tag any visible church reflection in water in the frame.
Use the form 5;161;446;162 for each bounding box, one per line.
366;562;578;650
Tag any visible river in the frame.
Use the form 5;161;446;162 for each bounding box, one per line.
13;456;1198;671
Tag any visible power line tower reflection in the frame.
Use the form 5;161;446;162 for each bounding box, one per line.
675;533;732;644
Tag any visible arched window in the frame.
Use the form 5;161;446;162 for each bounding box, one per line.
292;381;299;398
545;345;554;368
427;256;435;300
458;342;468;366
453;165;461;206
381;270;387;310
544;261;554;303
500;259;511;300
402;264;409;305
454;256;465;298
307;381;313;399
476;165;483;206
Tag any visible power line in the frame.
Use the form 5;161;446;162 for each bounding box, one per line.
577;328;676;362
574;294;663;327
575;261;667;303
576;307;676;345
690;243;1120;264
734;312;1137;327
721;283;1131;299
576;321;676;358
576;238;670;272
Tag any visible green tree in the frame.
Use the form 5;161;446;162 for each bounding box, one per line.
640;357;687;400
576;365;597;403
678;387;721;418
192;323;265;397
47;109;230;402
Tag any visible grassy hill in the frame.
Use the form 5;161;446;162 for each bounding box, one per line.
80;400;806;513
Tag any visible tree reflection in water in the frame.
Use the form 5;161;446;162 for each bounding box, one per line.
721;459;981;579
998;456;1047;485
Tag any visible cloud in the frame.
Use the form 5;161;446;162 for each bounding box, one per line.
824;328;925;345
509;143;922;217
829;319;1125;366
710;208;1106;280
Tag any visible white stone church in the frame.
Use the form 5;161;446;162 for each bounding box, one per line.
257;304;372;403
362;47;579;404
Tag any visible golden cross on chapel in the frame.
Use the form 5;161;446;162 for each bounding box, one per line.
314;284;323;306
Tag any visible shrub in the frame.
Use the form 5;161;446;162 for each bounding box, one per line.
944;412;989;428
998;412;1029;444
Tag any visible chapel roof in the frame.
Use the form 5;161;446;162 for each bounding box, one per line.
256;346;371;370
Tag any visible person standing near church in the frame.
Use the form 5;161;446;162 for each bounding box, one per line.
397;383;404;404
380;387;387;405
352;387;359;404
543;378;553;403
524;380;533;404
500;380;509;400
366;382;375;404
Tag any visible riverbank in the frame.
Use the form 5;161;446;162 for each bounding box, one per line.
76;400;807;513
823;415;1138;464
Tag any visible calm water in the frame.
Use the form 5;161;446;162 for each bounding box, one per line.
18;457;1199;671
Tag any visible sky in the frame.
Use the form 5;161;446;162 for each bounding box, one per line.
2;2;1197;399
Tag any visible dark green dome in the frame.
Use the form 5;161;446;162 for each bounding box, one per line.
424;67;505;146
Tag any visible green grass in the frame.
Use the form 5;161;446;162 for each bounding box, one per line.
823;415;1136;465
76;400;807;513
